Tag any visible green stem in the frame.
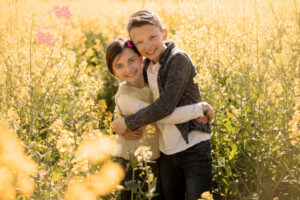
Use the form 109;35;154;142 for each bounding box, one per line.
131;167;135;200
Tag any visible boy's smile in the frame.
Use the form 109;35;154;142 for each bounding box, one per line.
129;24;167;63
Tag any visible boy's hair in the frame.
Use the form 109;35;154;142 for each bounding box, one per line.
127;10;163;32
106;37;140;75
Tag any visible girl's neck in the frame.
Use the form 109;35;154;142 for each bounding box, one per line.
126;79;146;88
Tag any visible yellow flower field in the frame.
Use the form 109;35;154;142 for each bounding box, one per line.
0;0;299;199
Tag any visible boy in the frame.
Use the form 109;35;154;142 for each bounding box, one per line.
112;10;213;200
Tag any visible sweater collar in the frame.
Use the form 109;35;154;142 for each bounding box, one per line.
158;42;175;65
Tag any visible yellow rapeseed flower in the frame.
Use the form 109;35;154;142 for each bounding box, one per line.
76;133;116;163
88;162;124;196
0;122;37;199
65;178;96;200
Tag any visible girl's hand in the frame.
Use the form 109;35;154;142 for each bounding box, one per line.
111;117;127;135
196;115;209;124
196;102;214;124
204;103;214;122
121;130;143;140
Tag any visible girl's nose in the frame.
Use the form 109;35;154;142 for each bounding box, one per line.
125;65;134;74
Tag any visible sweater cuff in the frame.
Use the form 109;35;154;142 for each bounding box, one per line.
196;103;205;117
125;116;138;131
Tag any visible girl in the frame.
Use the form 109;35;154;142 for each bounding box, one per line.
105;37;213;200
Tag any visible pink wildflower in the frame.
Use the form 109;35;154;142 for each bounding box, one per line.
39;25;57;30
36;31;54;46
63;23;73;27
52;5;72;19
53;5;59;11
61;6;72;19
55;10;63;19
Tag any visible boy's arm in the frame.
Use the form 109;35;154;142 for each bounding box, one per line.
124;54;194;131
117;94;205;124
158;103;204;124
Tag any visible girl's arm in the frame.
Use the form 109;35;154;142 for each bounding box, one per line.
117;94;205;124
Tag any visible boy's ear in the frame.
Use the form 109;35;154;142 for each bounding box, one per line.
162;28;168;40
139;55;143;62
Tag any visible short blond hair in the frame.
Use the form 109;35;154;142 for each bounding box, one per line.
127;10;163;32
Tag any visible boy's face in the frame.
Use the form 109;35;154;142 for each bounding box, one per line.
129;24;167;63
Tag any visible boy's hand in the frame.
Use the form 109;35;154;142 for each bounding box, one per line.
196;103;214;124
121;130;143;140
111;117;128;135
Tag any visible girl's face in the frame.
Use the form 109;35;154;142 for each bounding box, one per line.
112;48;144;87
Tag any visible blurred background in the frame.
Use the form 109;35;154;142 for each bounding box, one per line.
0;0;299;199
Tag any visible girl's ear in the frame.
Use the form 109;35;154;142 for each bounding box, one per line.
162;28;168;40
139;55;143;62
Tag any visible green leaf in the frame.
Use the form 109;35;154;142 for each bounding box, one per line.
125;180;138;191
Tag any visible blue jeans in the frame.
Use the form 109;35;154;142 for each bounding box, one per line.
159;140;212;200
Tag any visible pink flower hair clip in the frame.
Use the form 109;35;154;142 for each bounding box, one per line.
125;40;133;48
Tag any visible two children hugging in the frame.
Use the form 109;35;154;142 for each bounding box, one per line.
107;10;214;200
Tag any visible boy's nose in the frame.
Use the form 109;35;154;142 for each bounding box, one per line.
144;41;152;50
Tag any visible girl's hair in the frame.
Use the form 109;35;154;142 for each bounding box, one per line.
106;37;140;75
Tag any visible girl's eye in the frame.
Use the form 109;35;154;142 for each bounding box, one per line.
115;65;122;69
129;58;136;63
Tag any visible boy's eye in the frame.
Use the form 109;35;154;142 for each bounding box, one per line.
150;35;156;39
